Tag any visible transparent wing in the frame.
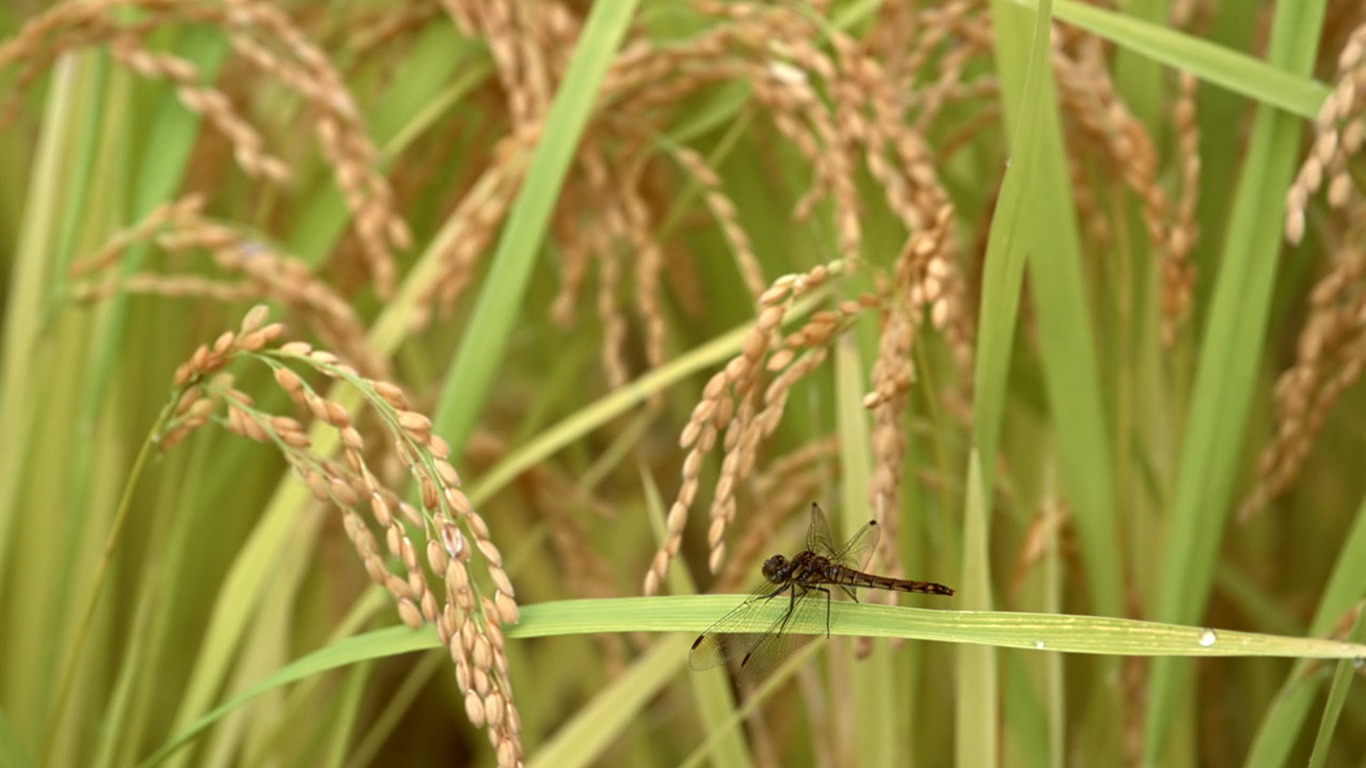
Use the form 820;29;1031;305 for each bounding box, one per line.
805;503;839;558
689;583;827;679
832;518;881;571
809;502;881;570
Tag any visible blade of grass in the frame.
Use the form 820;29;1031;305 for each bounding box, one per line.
1110;0;1166;126
430;1;639;455
641;466;752;768
137;627;433;768
0;57;141;724
344;652;445;768
998;10;1135;740
284;26;488;261
834;337;896;768
957;451;998;768
966;0;1071;760
56;31;234;757
166;485;318;762
678;641;826;768
505;598;1366;661
38;54;134;761
0;707;35;768
138;592;1366;767
90;552;162;768
107;441;229;768
1037;0;1330;119
159;595;1366;677
1002;655;1050;768
976;0;1049;499
0;54;85;739
1244;493;1366;767
999;0;1124;621
1305;604;1366;768
1142;0;1327;760
528;635;694;768
202;507;321;768
1043;476;1065;768
322;663;369;768
966;0;1063;759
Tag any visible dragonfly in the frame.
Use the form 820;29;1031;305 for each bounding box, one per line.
690;503;953;677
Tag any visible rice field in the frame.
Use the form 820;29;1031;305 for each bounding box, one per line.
0;1;1363;766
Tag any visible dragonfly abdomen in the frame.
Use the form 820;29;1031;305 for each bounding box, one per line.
827;565;955;596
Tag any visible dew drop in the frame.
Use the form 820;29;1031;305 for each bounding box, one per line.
1033;639;1045;650
1353;656;1364;670
1197;629;1217;648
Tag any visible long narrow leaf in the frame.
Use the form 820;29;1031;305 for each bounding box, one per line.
1042;0;1329;119
1142;0;1328;760
431;2;639;453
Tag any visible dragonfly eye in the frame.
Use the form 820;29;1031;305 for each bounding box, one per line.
761;555;786;582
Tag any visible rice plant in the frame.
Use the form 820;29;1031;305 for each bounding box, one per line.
0;1;1363;766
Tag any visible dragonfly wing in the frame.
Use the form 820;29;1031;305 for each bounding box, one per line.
732;629;809;679
688;631;742;671
691;631;779;673
834;518;882;570
689;589;776;671
689;584;825;678
732;585;826;678
806;503;839;557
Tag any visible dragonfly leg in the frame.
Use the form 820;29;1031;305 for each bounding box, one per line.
838;584;858;601
770;584;800;638
813;585;833;638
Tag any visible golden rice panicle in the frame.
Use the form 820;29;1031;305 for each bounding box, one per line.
1050;34;1208;349
68;195;207;278
866;205;956;568
1162;71;1202;347
0;0;407;295
713;437;841;592
646;211;971;595
411;134;526;330
214;0;411;294
582;150;633;390
644;259;852;595
272;345;523;766
0;3;288;181
1239;239;1366;521
756;43;861;261
1052;41;1173;260
668;144;766;300
70;199;389;381
548;144;681;396
1006;496;1071;603
159;305;523;766
679;3;862;260
451;0;581;134
617;162;670;386
1286;21;1366;245
423;0;988;415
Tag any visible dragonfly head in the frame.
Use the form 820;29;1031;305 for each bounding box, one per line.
761;554;787;583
